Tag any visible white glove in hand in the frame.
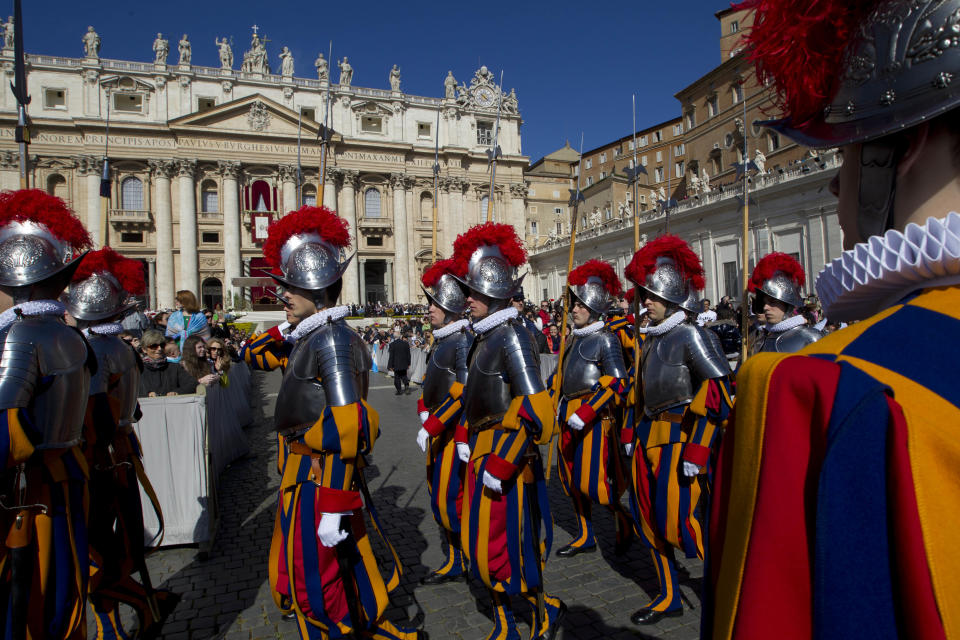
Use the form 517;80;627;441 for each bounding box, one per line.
416;427;429;453
624;442;634;457
418;411;429;425
482;471;503;494
317;512;350;548
456;442;471;463
682;461;702;477
567;413;585;431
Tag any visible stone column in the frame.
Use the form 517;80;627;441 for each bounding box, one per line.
145;258;157;309
358;258;367;305
149;159;176;308
386;259;394;302
389;173;410;302
338;170;360;304
510;182;528;239
323;168;338;210
219;161;242;306
279;164;298;214
76;156;105;247
177;159;199;296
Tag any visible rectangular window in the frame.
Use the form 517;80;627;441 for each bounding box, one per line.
477;121;493;145
362;116;383;133
585;158;593;169
768;132;781;151
723;261;739;298
367;236;383;247
417;122;431;139
675;143;685;155
300;107;316;121
552;190;560;198
114;93;143;113
730;20;740;33
686;110;696;129
673;123;683;135
654;130;662;142
732;84;743;104
528;187;536;197
708;95;719;117
530;221;538;235
654;167;664;182
554;207;563;215
120;231;143;243
639;135;648;146
573;164;579;177
556;222;563;234
656;151;663;162
641;155;648;166
675;161;684;179
198;97;216;112
628;140;634;150
44;88;66;109
600;171;606;179
201;231;220;244
586;176;594;186
202;190;218;213
599;152;607;164
530;205;538;213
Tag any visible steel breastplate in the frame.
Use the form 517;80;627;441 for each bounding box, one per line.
463;325;515;429
640;322;730;416
274;333;328;435
562;334;600;399
0;318;91;448
422;330;471;411
88;334;140;425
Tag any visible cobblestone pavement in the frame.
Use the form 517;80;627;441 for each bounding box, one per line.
98;370;704;639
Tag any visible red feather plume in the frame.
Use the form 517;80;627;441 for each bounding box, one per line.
732;0;876;126
0;189;91;251
569;259;623;297
72;247;146;295
452;222;526;275
421;258;463;288
749;251;805;292
624;287;635;303
625;234;705;292
263;206;350;269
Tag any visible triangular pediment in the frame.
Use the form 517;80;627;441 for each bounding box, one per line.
168;94;322;137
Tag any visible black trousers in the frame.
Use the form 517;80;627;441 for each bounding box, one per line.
394;369;409;392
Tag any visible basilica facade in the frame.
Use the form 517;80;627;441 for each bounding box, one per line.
0;31;527;308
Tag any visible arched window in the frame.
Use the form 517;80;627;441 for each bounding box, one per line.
46;174;67;201
480;196;489;223
121;177;143;210
200;179;219;213
302;184;317;206
420;193;432;222
364;188;381;218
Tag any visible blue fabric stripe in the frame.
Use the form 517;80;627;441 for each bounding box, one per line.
444;452;463;535
814;363;898;639
535;458;553;558
653;448;672;544
351;538;378;629
0;412;10;468
297;485;330;623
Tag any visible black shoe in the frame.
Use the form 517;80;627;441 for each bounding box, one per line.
282;611;296;621
555;543;596;558
405;386;412;395
537;600;567;640
419;571;463;585
630;606;683;625
614;533;633;557
395;390;403;395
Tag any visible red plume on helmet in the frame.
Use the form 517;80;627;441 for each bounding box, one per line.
749;251;805;292
452;222;527;274
569;259;623;297
732;0;876;127
263;206;350;269
421;258;464;288
624;287;636;303
0;189;91;252
625;234;705;291
72;247;146;295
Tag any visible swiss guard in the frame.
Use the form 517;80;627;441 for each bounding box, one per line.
66;247;175;639
452;222;565;640
748;252;821;354
415;258;472;586
706;0;960;638
621;235;731;626
0;189;93;640
261;206;419;640
551;260;632;558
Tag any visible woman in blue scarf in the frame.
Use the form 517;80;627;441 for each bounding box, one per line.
165;289;210;350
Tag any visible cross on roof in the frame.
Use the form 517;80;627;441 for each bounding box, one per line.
251;24;259;35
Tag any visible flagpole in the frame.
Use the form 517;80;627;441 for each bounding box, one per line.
486;70;504;222
296;108;303;208
546;132;584;482
431;109;440;262
100;89;111;247
631;95;639;252
740;85;750;364
11;0;30;190
317;41;333;208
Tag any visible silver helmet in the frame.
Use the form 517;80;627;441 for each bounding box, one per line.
765;0;960;150
635;256;689;307
423;273;467;315
453;244;524;300
270;231;354;292
65;272;136;322
752;271;804;315
679;287;702;315
0;220;86;288
570;276;610;316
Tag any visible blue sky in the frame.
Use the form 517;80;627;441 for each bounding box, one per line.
24;0;727;162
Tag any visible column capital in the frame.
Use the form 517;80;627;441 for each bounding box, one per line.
75;155;104;176
340;169;359;190
175;158;197;179
0;150;19;170
324;167;341;184
509;182;528;199
278;164;299;183
389;172;405;189
148;158;177;178
217;160;241;180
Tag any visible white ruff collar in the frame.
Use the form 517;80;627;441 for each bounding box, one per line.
289;305;350;342
0;300;66;333
816;212;960;322
432;318;470;340
472;307;518;335
84;322;124;337
572;320;604;336
639;310;686;336
763;314;807;334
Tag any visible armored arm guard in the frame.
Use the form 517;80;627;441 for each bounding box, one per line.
503;322;545;398
316;324;363;407
599;331;629;380
454;332;472;385
0;330;38;410
687;326;732;386
682;326;734;467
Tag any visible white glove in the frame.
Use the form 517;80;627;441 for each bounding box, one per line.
482;471;503;494
278;321;292;335
682;461;702;477
317;512;350;548
624;442;634;457
567;413;585;431
456;442;471;463
416;427;429;453
418;411;429;425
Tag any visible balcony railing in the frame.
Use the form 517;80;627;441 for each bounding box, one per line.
199;211;223;222
109;209;151;222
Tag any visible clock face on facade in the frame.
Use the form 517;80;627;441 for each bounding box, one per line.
473;86;496;108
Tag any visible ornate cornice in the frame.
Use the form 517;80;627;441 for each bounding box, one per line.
340;169;360;189
278;164;299;183
217;160;241;180
176;158;197;179
76;155;104;176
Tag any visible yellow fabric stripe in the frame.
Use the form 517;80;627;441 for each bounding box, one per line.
356;528;390;620
578;427;594;497
460;473;474;562
7;409;35;465
437;440;455;531
498;429;530;466
711;351;786;640
665;445;681;548
447;381;464;400
472;430;496;460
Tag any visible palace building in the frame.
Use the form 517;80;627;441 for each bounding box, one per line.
0;29;527;308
